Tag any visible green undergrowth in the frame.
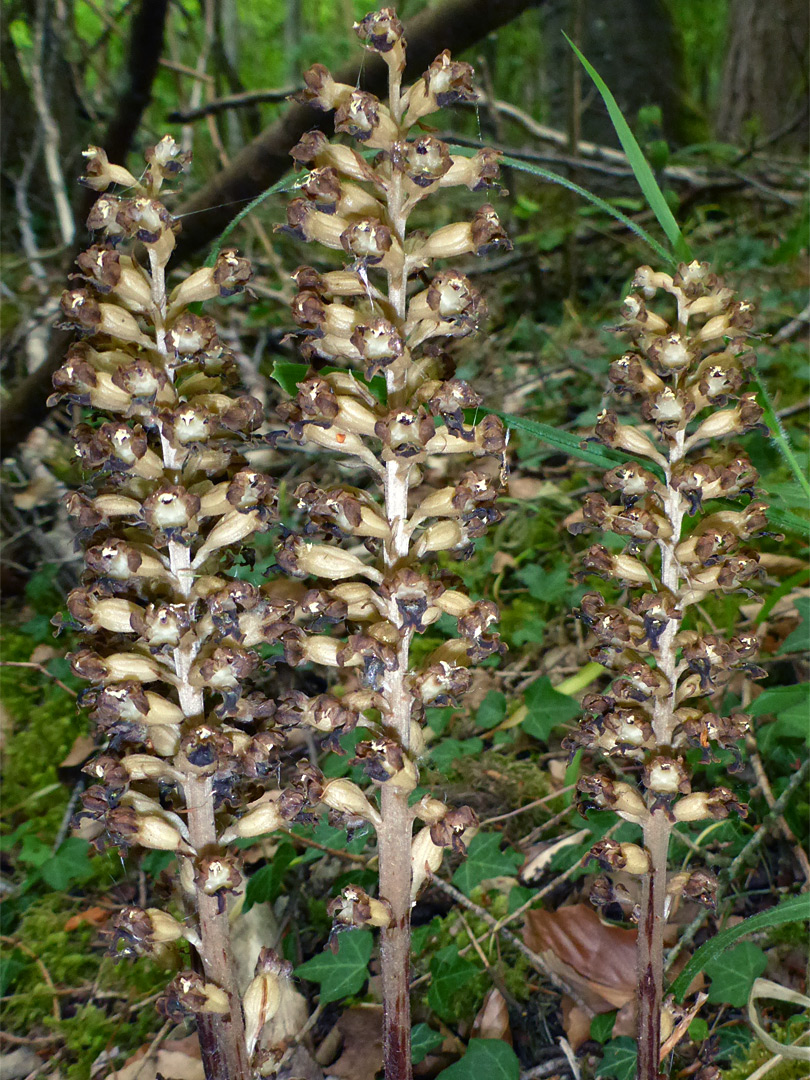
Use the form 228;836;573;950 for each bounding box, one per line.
721;1016;809;1079
1;893;167;1079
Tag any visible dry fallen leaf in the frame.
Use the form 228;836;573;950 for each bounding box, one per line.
110;1035;204;1080
64;906;109;932
524;903;637;1014
472;987;512;1044
326;1005;383;1080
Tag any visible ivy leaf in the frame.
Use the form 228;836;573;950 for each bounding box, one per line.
704;942;768;1007
590;1011;616;1043
295;929;373;1005
411;1023;444;1065
476;690;506;730
436;1039;521;1080
429;736;483;772
596;1036;638;1080
452;832;522;896
40;838;94;890
244;842;297;913
518;562;571;603
522;676;581;742
428;946;481;1021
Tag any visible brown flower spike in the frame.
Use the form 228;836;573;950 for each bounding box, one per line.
568;262;767;1079
55;138;288;1079
275;9;508;1077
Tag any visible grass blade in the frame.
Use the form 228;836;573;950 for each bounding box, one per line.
447;144;676;266
755;373;810;502
564;33;692;263
205;172;301;267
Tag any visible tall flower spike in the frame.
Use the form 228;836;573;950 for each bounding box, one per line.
55;137;285;1080
569;262;767;1080
278;9;509;1077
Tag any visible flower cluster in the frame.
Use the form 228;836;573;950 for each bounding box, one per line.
268;9;509;1071
53;139;290;1077
567;262;767;1064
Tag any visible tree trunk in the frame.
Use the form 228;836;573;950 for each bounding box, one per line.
716;0;809;148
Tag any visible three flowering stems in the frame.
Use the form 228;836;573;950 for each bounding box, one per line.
52;7;767;1080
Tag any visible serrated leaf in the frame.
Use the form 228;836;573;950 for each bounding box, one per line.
436;1039;520;1080
522;676;582;742
596;1037;638;1080
671;893;810;1001
411;1023;444;1065
295;929;373;1005
451;832;522;896
428;946;481;1021
244;842;296;912
704;942;768;1007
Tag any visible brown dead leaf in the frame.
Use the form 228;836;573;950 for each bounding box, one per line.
472;988;512;1044
327;1005;383;1080
64;906;109;932
29;644;57;665
110;1035;204;1080
507;477;548;500
491;551;517;573
524;903;637;1014
12;475;58;510
58;735;96;772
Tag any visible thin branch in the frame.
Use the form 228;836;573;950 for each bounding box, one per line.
168;85;299;122
0;661;78;698
427;871;594;1015
27;0;74;245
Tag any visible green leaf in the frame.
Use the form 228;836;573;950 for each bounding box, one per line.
596;1036;638;1080
451;832;522;896
295;929;373;1005
497;411;634;472
765;506;810;538
590;1011;616;1043
0;949;27;995
670;893;810;1001
429;736;483;772
704;942;768;1007
40;838;93;890
18;833;52;869
476;690;507;730
270;361;309;397
428;946;481;1021
436;1039;520;1080
517;562;571;603
748;683;809;717
411;1023;444;1065
779;597;810;654
564;36;690;262
522;676;582;742
244;842;297;912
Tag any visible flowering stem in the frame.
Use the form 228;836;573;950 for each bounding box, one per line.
638;424;684;1080
376;59;415;1079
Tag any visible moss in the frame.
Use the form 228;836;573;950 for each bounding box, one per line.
1;893;168;1078
0;626;86;842
722;1017;809;1079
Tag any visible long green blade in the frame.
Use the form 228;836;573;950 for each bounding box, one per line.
564;33;692;262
